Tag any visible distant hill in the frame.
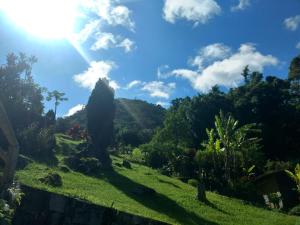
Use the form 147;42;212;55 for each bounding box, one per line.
62;98;166;145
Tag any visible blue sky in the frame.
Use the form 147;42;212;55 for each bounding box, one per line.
0;0;299;116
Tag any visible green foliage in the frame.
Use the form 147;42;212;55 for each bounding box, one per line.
0;53;43;132
46;90;68;118
285;164;300;193
17;123;56;162
187;179;199;187
0;199;13;225
0;184;24;225
39;172;62;187
131;148;144;163
264;160;293;172
86;78;115;168
64;156;101;175
288;204;300;216
289;54;300;80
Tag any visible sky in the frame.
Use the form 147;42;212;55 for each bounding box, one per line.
0;0;299;117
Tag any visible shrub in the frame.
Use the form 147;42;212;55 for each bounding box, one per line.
289;204;300;216
64;156;101;175
78;157;101;175
18;123;56;162
131;148;144;163
122;160;132;169
39;172;62;187
188;179;199;187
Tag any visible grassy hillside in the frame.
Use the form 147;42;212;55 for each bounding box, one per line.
16;135;298;225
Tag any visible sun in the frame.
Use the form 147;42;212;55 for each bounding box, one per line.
0;0;79;39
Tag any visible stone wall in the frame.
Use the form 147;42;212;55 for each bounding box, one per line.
12;185;170;225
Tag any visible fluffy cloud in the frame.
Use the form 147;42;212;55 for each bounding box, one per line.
91;32;116;50
73;60;118;90
65;104;85;117
80;31;135;52
231;0;251;12
126;80;143;89
171;43;278;92
142;81;176;99
117;38;135;53
296;42;300;49
190;43;231;70
81;0;135;30
157;65;171;79
163;0;221;25
284;15;300;31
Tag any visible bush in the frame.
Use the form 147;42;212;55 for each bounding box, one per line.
18;123;56;162
289;204;300;216
122;160;132;169
131;148;144;163
188;179;199;187
39;172;62;187
64;156;101;175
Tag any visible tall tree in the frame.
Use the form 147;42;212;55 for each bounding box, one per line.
0;100;19;190
86;78;115;168
46;90;68;119
289;54;300;81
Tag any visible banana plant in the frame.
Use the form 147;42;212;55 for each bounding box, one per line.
285;164;300;193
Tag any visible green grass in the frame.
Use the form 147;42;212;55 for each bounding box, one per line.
16;135;299;225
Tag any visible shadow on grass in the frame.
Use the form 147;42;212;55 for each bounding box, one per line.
203;199;231;215
102;169;219;225
157;178;181;189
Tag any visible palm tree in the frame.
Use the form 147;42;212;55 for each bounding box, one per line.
46;90;68;119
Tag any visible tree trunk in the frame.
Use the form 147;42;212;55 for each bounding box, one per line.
0;101;19;190
196;182;207;202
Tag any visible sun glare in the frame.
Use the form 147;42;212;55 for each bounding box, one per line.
1;0;79;39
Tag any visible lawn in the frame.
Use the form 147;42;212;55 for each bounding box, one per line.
15;135;299;225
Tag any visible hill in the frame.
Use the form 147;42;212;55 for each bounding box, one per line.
15;134;298;225
61;98;166;146
66;98;166;130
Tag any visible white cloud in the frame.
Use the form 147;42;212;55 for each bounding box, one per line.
91;32;116;50
65;104;85;117
126;80;143;89
109;5;135;31
171;43;278;92
156;101;171;108
73;60;118;90
191;43;231;70
75;0;135;53
109;80;120;90
157;65;171;79
142;81;176;99
296;42;300;49
163;0;221;25
81;0;135;31
284;15;300;31
85;32;134;53
117;38;135;52
231;0;250;12
76;19;101;42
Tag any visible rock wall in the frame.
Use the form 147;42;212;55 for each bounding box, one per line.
12;185;170;225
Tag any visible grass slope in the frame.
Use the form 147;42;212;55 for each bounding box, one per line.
16;135;298;225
